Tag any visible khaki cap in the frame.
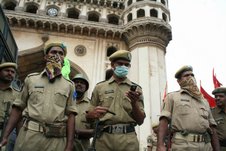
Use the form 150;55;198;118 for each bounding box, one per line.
0;62;17;70
44;41;67;56
109;50;132;62
72;74;89;91
175;65;193;79
212;87;226;95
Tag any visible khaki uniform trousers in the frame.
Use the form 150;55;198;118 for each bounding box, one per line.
171;138;212;151
220;146;226;151
95;132;139;151
14;127;66;151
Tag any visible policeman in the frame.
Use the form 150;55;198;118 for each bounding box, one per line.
0;41;77;151
72;74;93;151
147;121;159;151
86;50;145;151
0;62;19;151
212;87;226;151
157;65;220;151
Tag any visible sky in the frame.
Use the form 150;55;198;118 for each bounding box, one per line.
166;0;226;95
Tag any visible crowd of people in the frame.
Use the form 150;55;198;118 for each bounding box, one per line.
0;41;225;151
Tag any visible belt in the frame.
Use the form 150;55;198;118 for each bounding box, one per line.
102;124;135;134
23;120;45;133
220;140;226;147
173;132;207;143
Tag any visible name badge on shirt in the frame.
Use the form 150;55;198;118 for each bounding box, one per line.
181;99;190;102
105;90;114;94
34;85;44;88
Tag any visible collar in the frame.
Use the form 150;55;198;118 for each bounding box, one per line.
76;96;90;104
0;85;13;91
108;76;133;85
41;69;62;79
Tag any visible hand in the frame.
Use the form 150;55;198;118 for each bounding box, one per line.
157;145;167;151
0;137;8;148
126;90;142;105
86;106;108;119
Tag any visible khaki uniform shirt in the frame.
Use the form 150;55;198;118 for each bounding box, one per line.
89;77;145;125
75;96;90;129
211;107;226;141
13;71;77;123
74;96;91;150
161;89;216;133
0;86;20;123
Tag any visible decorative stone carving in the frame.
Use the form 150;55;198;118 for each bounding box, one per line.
74;45;87;56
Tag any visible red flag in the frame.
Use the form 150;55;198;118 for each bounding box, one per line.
200;83;216;108
213;68;222;88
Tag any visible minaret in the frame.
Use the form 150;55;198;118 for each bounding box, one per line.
122;0;172;148
1;0;172;150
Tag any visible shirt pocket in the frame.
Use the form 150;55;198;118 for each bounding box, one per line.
99;94;114;108
29;88;44;104
54;90;69;107
175;102;191;116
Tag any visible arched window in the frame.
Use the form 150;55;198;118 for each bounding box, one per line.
137;9;145;18
67;8;80;19
127;0;132;6
25;3;38;14
161;0;166;5
127;13;132;22
88;11;100;22
113;2;118;8
119;3;124;9
108;14;119;25
3;1;16;10
162;13;167;22
150;9;158;17
107;46;117;57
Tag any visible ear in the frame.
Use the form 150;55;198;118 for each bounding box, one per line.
111;62;115;69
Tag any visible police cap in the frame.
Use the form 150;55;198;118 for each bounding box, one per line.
109;50;132;62
72;74;89;91
212;87;226;95
44;41;67;56
175;65;193;79
0;62;17;70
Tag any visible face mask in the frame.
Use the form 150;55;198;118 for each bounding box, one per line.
179;76;203;100
45;54;62;81
114;66;129;78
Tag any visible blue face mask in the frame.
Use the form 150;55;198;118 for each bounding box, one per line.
114;66;129;78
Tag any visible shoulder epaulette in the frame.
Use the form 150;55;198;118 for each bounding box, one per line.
63;76;74;84
12;86;22;92
96;80;106;85
27;72;40;77
131;82;142;89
